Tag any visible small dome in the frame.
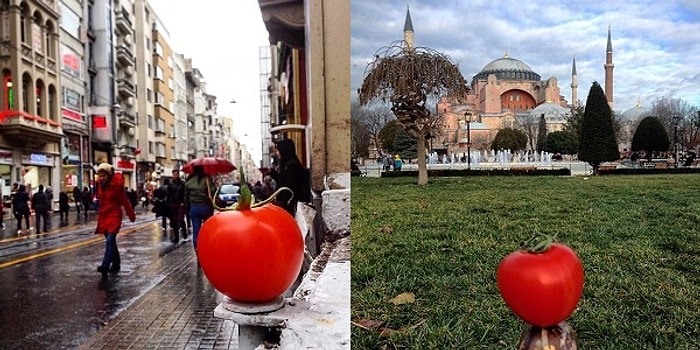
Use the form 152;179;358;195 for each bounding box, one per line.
529;102;570;123
620;105;651;123
473;54;541;82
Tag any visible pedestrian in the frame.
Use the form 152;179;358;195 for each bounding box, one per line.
184;165;214;253
270;138;306;216
252;180;266;201
11;184;31;235
81;186;93;220
263;174;276;199
166;169;187;243
153;179;169;231
127;188;138;209
31;184;50;233
58;191;70;221
73;186;83;216
394;154;403;171
94;163;135;277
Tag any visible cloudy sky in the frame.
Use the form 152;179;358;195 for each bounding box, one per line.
351;0;700;113
147;0;268;162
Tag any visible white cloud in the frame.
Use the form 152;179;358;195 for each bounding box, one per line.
352;0;700;110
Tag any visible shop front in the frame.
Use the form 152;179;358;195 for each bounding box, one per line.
115;159;136;191
0;148;12;204
21;152;56;195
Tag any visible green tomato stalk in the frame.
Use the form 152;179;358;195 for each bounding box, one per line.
212;169;293;212
520;233;554;253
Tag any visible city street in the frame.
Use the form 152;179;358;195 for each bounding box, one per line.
0;209;217;349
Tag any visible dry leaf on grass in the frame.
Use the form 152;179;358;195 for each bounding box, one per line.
389;292;415;305
377;226;393;234
352;318;384;330
379;327;399;338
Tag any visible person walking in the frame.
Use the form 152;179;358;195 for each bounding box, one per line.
394;154;403;171
58;191;70;221
166;169;187;243
270;138;306;217
81;186;93;220
11;184;31;235
153;179;169;231
73;186;83;217
94;163;135;277
184;165;214;253
31;184;51;233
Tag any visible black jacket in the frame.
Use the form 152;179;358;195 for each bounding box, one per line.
166;178;185;205
271;139;305;215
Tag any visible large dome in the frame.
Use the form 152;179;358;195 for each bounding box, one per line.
620;105;651;124
529;102;570;123
473;54;541;82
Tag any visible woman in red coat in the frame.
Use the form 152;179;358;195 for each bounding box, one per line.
95;163;136;277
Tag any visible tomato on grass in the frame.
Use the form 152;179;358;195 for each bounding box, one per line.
497;235;584;327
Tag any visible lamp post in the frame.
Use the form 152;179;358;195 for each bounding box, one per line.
673;114;680;168
465;111;472;169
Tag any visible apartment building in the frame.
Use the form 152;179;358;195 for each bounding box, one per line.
0;0;63;200
150;10;177;177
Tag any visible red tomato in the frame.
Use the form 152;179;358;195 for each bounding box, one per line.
497;242;584;327
198;203;304;302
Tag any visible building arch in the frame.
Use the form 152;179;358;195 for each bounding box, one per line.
500;89;536;111
21;71;32;113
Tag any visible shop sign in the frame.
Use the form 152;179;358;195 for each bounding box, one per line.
22;153;54;166
116;159;135;170
0;148;12;165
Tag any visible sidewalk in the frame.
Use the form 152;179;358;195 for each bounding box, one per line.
72;214;349;349
2;207;350;349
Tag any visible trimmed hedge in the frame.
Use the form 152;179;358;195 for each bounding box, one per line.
599;167;700;175
380;168;571;177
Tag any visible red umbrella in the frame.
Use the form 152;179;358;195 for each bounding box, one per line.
182;157;236;176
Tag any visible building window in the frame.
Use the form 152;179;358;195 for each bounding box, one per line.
147;114;153;129
154;66;163;80
153;41;163;56
154;91;164;105
22;76;29;113
146;88;152;102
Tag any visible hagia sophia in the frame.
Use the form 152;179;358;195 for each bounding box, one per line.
373;7;649;159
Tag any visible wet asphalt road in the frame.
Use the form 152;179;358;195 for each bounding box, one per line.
0;210;184;349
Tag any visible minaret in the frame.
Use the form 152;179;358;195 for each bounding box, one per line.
403;5;414;52
604;25;614;110
571;57;578;108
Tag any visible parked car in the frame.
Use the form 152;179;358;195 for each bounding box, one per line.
216;183;240;207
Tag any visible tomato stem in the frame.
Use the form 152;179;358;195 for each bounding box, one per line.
212;169;294;212
520;233;554;253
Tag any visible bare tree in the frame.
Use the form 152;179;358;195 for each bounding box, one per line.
650;97;698;153
351;100;395;156
358;42;469;185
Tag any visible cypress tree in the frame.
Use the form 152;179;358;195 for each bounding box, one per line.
631;116;669;160
578;82;619;173
393;126;417;160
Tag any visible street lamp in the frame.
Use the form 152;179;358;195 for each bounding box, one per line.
673;114;680;168
465;111;472;169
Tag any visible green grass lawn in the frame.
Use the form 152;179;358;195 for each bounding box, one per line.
351;174;700;349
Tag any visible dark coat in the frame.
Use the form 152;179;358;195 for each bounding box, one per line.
59;192;70;211
12;191;30;215
271;139;305;216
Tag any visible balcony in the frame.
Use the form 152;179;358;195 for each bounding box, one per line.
117;78;135;97
0;110;63;147
116;45;135;67
119;109;136;128
87;58;97;74
115;8;133;35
